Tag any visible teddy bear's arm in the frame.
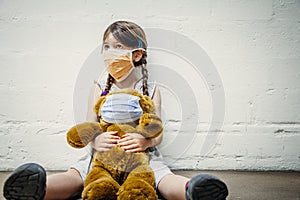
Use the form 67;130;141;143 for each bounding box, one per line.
93;96;106;117
136;113;163;139
66;122;103;148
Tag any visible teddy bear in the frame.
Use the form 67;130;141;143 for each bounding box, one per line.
66;88;163;200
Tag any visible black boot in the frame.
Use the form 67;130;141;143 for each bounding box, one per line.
3;163;46;200
186;174;228;200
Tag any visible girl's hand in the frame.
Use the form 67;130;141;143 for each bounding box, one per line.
90;131;120;152
118;133;152;153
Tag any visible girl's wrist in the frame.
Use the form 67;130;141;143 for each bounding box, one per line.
146;137;157;148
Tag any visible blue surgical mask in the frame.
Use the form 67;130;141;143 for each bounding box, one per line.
101;93;143;123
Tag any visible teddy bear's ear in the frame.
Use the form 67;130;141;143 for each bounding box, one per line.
139;95;156;114
94;96;106;116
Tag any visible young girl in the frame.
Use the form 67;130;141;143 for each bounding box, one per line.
3;21;228;200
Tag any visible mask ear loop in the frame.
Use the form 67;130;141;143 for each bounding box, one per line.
131;40;145;69
130;48;146;69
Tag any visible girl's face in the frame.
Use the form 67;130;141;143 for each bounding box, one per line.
103;33;143;63
103;33;132;51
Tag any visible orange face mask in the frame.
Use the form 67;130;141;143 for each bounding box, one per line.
103;49;134;82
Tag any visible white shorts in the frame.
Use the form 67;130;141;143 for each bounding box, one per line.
70;146;173;188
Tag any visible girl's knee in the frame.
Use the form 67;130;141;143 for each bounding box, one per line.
157;174;189;200
67;168;81;177
66;168;84;185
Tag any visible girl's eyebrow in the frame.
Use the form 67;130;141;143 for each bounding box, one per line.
103;40;122;45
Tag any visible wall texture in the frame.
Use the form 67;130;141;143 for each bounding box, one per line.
0;0;299;171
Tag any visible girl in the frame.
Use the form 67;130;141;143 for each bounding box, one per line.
3;21;228;200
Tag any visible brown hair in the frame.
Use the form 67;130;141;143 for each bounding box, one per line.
101;21;149;96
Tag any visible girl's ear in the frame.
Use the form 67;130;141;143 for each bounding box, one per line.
132;49;144;62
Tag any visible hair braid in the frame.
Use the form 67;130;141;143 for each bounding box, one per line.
140;55;149;96
101;74;114;96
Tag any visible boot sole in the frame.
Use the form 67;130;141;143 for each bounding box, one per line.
3;163;46;200
186;174;228;200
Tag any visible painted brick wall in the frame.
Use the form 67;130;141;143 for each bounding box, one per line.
0;0;299;171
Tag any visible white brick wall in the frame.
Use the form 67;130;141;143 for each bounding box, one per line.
0;0;299;171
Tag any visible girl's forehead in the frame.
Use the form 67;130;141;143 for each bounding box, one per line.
104;33;119;44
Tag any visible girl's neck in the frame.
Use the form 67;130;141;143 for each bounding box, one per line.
114;68;139;89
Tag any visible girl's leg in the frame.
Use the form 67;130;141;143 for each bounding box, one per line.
150;148;228;200
157;173;228;200
45;168;83;200
157;174;189;200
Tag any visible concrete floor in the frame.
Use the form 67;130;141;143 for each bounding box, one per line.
1;170;300;200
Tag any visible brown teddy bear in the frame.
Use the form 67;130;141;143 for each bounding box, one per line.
66;89;163;200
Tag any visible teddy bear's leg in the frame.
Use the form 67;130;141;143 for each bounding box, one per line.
82;166;120;200
117;165;157;200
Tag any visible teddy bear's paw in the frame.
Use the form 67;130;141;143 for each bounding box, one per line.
82;178;120;200
137;113;163;139
117;179;157;200
67;122;102;148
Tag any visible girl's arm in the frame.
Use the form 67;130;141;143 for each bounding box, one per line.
148;86;163;146
86;84;101;122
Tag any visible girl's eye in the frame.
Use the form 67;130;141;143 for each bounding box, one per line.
103;44;110;50
116;44;123;49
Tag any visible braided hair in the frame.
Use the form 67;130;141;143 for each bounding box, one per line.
138;53;149;96
101;74;114;96
101;21;149;96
